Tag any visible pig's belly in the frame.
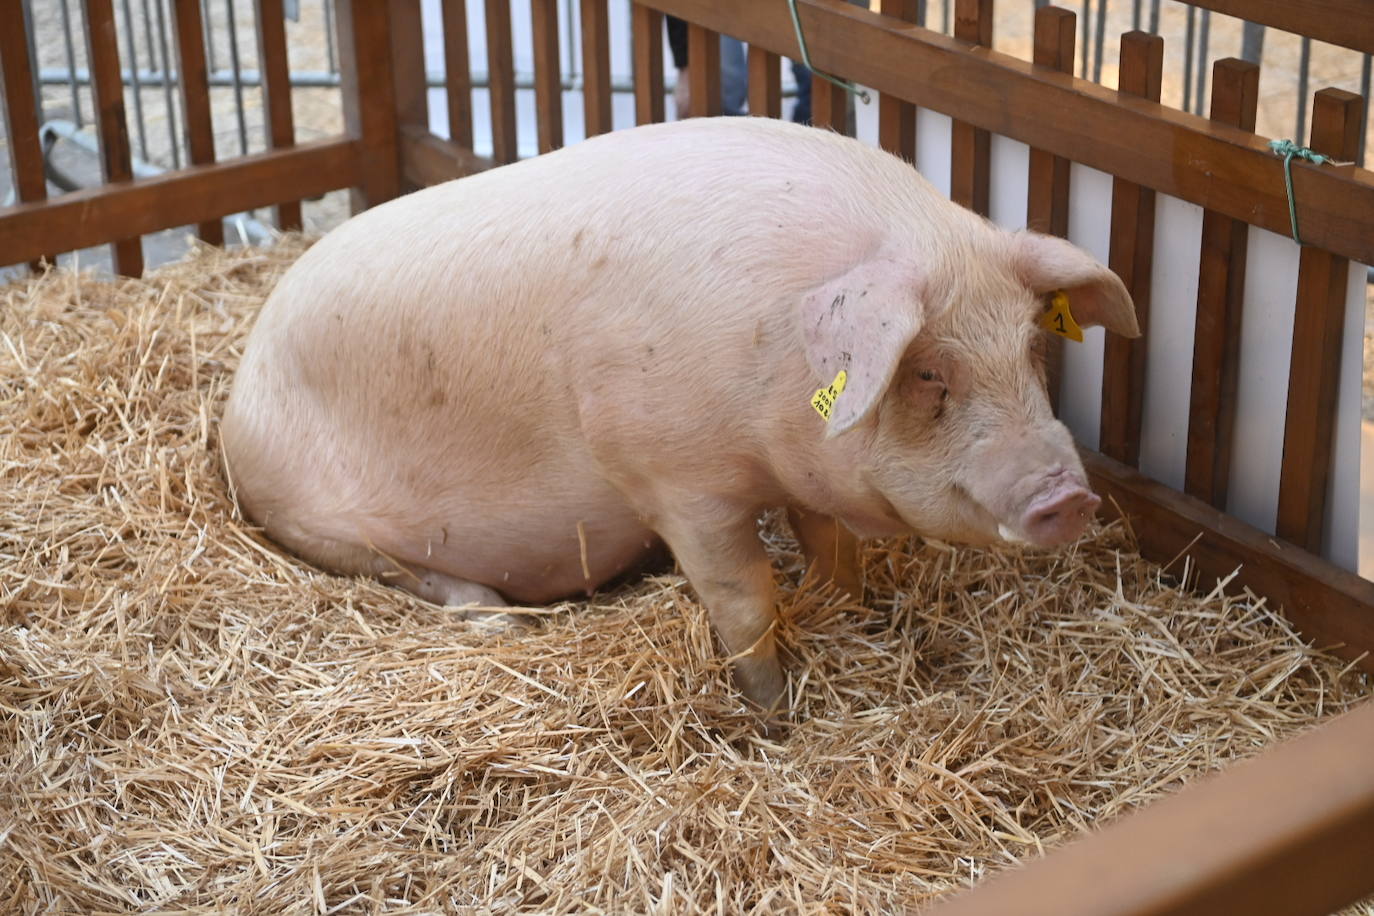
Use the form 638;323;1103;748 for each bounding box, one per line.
365;472;661;605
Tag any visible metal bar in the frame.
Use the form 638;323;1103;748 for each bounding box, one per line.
1194;8;1210;115
224;0;249;156
1240;21;1264;64
1183;4;1195;112
1296;35;1311;142
119;0;150;160
1131;0;1140;31
154;0;181;168
323;0;336;74
201;0;216;72
59;0;84;127
1148;0;1159;34
1079;0;1089;78
21;0;44;126
1092;0;1106;82
1361;53;1371;167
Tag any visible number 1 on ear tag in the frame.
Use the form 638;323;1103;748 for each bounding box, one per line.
811;369;847;420
1040;290;1083;342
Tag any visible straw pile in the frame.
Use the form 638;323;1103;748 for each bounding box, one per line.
2;239;1370;914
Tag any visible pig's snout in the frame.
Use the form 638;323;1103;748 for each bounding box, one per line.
1019;474;1101;547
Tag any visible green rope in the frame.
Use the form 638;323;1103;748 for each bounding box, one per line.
786;0;872;105
1268;138;1339;246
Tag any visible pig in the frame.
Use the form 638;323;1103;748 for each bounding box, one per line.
220;116;1137;710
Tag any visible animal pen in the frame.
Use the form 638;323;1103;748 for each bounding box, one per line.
3;0;1374;912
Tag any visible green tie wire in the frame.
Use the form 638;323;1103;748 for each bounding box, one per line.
1268;138;1349;246
786;0;872;105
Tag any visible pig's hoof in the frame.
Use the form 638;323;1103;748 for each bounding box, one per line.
735;658;788;713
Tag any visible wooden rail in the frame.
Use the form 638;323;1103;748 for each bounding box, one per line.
640;0;1374;267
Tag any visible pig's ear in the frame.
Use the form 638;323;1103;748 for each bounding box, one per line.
800;257;924;438
1012;232;1140;338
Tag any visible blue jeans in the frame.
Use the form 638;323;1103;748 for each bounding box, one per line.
721;36;814;123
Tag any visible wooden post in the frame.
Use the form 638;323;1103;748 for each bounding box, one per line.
0;0;49;268
1026;4;1076;414
581;0;614;136
1275;88;1364;551
631;3;665;126
440;0;473;150
687;22;722;118
747;45;781;119
1184;58;1259;508
1099;31;1162;466
877;0;917;160
254;0;302;227
169;0;223;244
83;0;143;275
949;0;992;214
336;0;401;212
485;0;518;163
531;0;564;152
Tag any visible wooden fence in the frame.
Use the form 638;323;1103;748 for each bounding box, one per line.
2;0;1372;912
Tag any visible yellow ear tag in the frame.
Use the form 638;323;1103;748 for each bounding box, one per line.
811;369;848;421
1040;290;1084;342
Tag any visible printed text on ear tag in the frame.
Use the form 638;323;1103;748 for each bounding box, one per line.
811;369;848;421
1040;290;1084;342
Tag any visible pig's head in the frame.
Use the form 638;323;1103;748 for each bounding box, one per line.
800;231;1138;548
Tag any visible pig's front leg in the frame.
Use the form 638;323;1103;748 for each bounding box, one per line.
655;502;785;710
786;507;863;600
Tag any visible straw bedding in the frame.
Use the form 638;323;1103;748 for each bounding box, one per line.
2;238;1370;914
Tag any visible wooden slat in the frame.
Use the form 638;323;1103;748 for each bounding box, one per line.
531;0;564;152
581;0;614;136
1084;451;1374;673
400;124;494;187
484;0;518;163
876;0;916;160
336;0;401;212
949;0;991;215
0;139;357;264
440;0;474;150
254;0;301;230
169;0;222;244
811;74;849;134
83;0;143;276
1181;0;1374;57
640;0;1374;267
1098;31;1162;466
1276;88;1364;552
747;45;781;120
1026;4;1075;415
926;696;1374;916
0;0;48;268
1184;58;1259;508
388;0;430;191
687;22;721;118
631;3;665;125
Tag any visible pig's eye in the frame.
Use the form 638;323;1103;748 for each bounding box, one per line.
911;367;949;418
918;369;936;381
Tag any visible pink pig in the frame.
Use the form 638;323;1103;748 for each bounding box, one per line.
221;117;1138;708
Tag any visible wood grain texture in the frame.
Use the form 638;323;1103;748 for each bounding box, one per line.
440;0;473;150
876;0;916;160
83;0;143;275
1026;4;1076;415
1276;90;1364;552
949;0;991;214
531;0;564;152
254;0;302;229
400;124;494;187
1179;0;1374;56
484;0;518;163
1098;31;1162;467
169;0;223;243
1184;58;1258;508
0;0;49;268
687;22;721;118
336;0;400;212
639;0;1374;266
581;0;613;136
631;3;665;125
747;44;781;120
0;140;357;264
926;691;1374;916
